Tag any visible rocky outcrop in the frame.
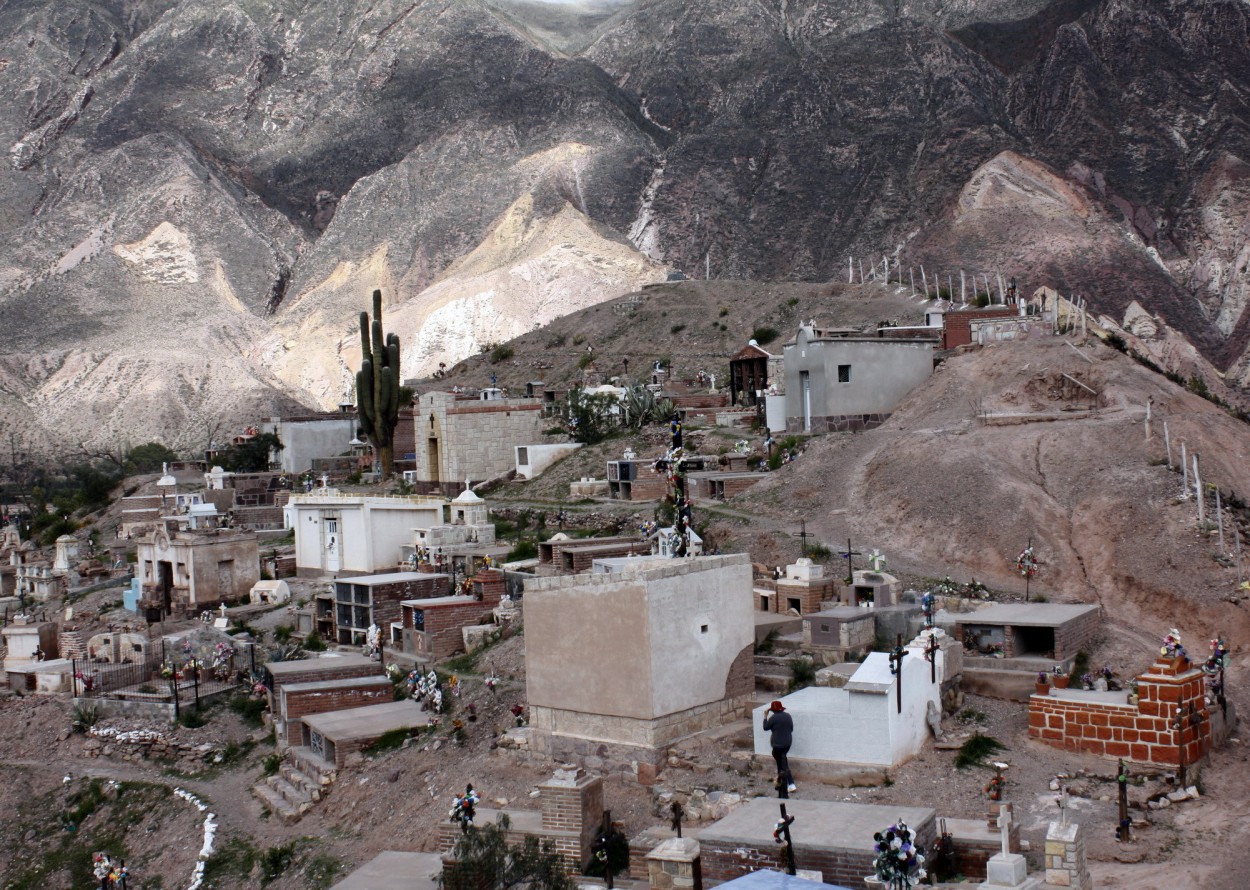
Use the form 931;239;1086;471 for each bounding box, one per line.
0;0;1248;447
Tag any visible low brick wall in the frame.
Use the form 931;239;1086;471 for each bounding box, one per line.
281;678;394;746
1028;656;1210;764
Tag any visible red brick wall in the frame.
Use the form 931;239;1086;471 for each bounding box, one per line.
282;682;393;745
415;600;496;658
942;308;1017;349
773;578;836;615
268;662;381;691
1028;657;1210;764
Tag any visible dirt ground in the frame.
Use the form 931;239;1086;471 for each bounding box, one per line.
4;336;1250;888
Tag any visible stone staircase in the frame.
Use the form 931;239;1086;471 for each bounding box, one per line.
251;746;336;824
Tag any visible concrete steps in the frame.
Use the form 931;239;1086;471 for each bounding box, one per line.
251;782;300;825
251;746;337;824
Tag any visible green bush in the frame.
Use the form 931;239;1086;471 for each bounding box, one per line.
506;540;537;562
228;695;268;729
177;709;207;729
304;632;327;652
545;333;567;348
788;656;816;692
954;733;1005;769
751;326;780;345
260;841;297;886
670;323;686;334
490;344;515;364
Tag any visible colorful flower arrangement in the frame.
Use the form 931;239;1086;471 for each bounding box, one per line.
872;819;927;889
449;784;481;833
1015;546;1038;579
772;813;796;844
1161;629;1186;661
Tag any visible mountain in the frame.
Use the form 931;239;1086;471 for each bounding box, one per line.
0;0;1247;450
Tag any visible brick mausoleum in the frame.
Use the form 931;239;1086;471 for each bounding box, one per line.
1029;654;1210;765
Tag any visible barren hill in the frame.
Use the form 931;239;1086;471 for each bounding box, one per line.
723;336;1250;645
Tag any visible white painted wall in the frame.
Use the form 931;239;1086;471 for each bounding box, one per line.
288;493;447;574
515;443;582;479
753;651;939;767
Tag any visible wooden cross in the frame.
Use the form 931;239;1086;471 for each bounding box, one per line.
888;633;907;713
924;633;940;684
795;519;812;557
778;803;797;876
840;539;862;584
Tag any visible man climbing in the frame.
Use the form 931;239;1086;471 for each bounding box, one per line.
763;700;796;795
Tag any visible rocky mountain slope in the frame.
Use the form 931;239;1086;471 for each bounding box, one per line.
1;0;1247;449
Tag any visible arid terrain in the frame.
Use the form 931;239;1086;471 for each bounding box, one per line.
3;327;1249;888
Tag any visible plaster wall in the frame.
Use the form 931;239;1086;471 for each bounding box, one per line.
287;493;445;574
753;651;937;767
262;416;355;474
515;443;582;480
783;331;933;431
525;555;753;721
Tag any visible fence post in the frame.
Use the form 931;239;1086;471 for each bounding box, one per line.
250;643;256;678
193;668;200;710
172;675;180;722
71;657;78;698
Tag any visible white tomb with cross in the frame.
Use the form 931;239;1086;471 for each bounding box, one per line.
977;803;1042;890
753;647;940;770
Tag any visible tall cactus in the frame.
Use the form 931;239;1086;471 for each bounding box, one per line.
356;289;401;479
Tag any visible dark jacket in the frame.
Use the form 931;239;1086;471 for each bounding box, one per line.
763;709;793;748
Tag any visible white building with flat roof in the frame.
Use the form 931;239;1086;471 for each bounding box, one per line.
285;490;449;577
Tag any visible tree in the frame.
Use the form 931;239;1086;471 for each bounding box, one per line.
215;433;282;473
439;815;575;890
566;387;617;445
356;288;402;479
125;442;179;474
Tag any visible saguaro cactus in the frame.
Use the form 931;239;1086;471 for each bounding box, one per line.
356;288;401;479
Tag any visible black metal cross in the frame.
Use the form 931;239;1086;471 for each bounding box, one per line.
839;538;862;584
795;519;812;557
924;633;940;684
888;634;907;713
778;804;797;875
1115;760;1131;842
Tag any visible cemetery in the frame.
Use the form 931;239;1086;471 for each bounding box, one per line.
0;310;1246;890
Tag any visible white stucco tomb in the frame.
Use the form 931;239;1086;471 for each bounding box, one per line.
753;632;946;769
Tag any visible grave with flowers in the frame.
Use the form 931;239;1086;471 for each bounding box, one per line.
696;798;936;889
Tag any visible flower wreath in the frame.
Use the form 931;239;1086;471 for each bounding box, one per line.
872;819;927;889
1015;546;1038;579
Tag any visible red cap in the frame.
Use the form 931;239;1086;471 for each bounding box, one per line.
769;700;785;711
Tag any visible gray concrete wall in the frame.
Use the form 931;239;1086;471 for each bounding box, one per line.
784;330;933;432
264;417;356;474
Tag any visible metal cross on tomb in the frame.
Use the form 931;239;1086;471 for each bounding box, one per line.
669;800;684;838
888;633;907;713
840;539;862;584
924;632;940;684
794;519;813;557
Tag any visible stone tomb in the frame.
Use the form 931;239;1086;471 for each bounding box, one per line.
525;555;754;773
436;767;604;871
249;579;291;605
947;603;1100;661
804;607;875;659
86;631;149;664
698;798;935;888
1;617;58;668
753;632;947;774
298;699;425;769
834;569;900;608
